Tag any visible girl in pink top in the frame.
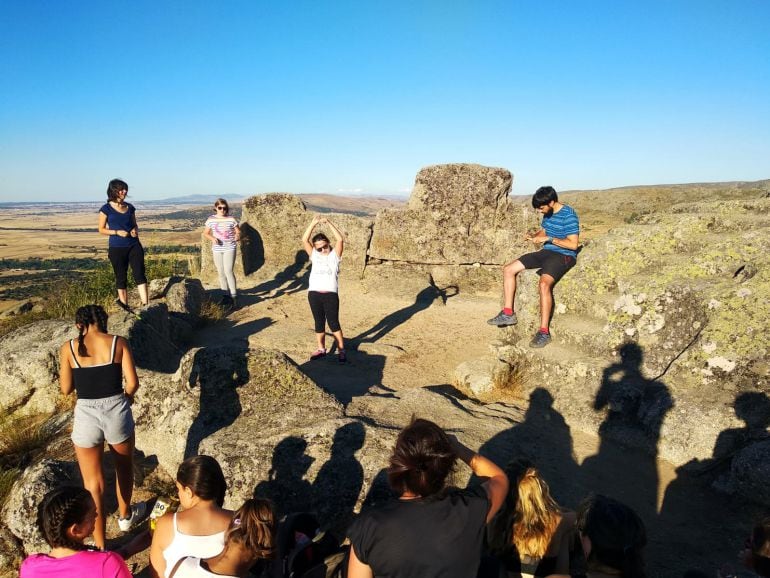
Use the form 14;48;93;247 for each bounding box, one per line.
20;486;132;578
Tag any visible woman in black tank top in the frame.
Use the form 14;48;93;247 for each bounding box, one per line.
58;304;142;551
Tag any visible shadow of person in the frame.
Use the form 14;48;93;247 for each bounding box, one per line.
349;282;459;348
253;436;314;517
182;318;274;458
656;391;770;575
299;348;386;405
477;387;582;508
581;342;673;526
312;422;366;535
240;250;309;307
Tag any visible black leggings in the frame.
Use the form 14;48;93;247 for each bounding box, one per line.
308;291;341;333
108;244;147;290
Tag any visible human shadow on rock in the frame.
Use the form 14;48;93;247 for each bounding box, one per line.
240;250;309;307
477;387;582;507
183;318;273;458
253;436;314;518
312;421;365;535
656;391;770;575
349;282;458;349
581;342;673;525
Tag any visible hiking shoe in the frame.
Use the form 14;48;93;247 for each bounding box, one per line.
310;349;327;360
487;311;518;327
530;330;552;348
338;349;347;363
118;502;147;533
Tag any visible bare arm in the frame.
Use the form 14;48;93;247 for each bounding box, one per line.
130;210;139;238
549;233;579;252
148;513;173;578
301;216;321;257
120;337;139;399
59;343;74;396
347;546;374;578
323;218;344;258
234;223;241;242
99;211;129;238
450;436;509;523
203;225;222;246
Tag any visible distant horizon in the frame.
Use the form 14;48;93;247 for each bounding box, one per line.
1;175;768;206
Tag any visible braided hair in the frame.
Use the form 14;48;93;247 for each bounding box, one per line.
74;305;109;357
37;486;95;551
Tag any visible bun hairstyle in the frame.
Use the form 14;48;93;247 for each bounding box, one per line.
387;417;457;498
214;198;230;215
107;179;129;202
489;459;562;559
37;486;95;551
74;305;109;357
577;494;647;578
226;498;275;560
177;455;227;507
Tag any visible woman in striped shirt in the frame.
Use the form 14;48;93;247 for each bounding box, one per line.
203;198;241;307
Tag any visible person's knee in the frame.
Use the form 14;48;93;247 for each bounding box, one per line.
539;277;554;293
83;476;105;496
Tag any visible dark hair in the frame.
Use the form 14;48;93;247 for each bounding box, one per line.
107;179;129;202
74;304;109;357
37;486;94;551
532;186;558;208
214;198;230;215
177;455;227;507
311;233;329;245
752;517;770;577
387;417;456;497
226;498;275;561
577;495;647;578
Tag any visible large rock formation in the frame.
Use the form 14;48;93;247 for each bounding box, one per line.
369;164;528;265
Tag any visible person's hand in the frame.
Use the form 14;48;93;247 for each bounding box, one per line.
216;238;223;246
116;230;129;238
129;228;138;238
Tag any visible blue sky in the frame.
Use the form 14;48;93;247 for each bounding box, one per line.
1;1;769;201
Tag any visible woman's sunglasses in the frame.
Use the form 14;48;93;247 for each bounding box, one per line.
216;206;227;211
316;244;331;252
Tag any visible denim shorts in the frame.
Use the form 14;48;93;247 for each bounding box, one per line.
72;394;135;448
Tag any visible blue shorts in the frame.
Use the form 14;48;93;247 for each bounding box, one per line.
72;394;134;448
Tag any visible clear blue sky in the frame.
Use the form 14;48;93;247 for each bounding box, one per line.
1;1;769;201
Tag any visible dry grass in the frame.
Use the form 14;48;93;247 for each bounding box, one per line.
0;466;19;508
0;412;60;469
199;298;228;325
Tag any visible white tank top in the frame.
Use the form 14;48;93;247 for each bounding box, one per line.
162;513;226;577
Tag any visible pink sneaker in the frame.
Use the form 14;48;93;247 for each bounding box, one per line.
310;349;326;360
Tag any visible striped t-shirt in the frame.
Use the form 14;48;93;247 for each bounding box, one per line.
542;205;580;257
205;215;239;252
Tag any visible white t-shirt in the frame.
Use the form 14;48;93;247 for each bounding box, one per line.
308;248;340;293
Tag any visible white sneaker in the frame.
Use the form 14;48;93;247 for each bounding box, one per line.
117;502;147;532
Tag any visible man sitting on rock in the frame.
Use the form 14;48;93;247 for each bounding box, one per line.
487;186;580;348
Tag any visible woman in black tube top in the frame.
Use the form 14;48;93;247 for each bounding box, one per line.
58;304;145;550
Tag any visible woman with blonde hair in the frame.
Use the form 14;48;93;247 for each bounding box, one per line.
487;459;576;577
168;498;275;578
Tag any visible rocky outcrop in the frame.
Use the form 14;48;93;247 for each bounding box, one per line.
1;459;81;553
459;197;770;467
728;439;770;506
369;164;528;265
0;320;70;416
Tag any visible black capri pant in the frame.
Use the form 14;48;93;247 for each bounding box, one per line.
308;291;341;333
108;244;147;290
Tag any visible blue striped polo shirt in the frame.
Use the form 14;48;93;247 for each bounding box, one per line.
542;204;580;257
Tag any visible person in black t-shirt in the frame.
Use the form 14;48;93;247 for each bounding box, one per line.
347;418;509;578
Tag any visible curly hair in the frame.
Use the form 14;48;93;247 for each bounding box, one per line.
37;486;95;551
387;417;457;497
226;498;275;561
74;304;109;357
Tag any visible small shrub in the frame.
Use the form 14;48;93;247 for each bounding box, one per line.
0;412;58;470
0;311;47;339
199;298;227;325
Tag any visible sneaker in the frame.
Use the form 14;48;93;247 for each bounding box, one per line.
118;502;147;533
338;349;347;363
530;330;552;348
310;349;327;360
487;311;518;327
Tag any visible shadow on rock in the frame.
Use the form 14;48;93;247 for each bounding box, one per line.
253;436;314;517
240;250;309;307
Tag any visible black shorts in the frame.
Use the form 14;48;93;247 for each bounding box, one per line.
518;249;576;283
108;243;147;289
308;291;341;333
